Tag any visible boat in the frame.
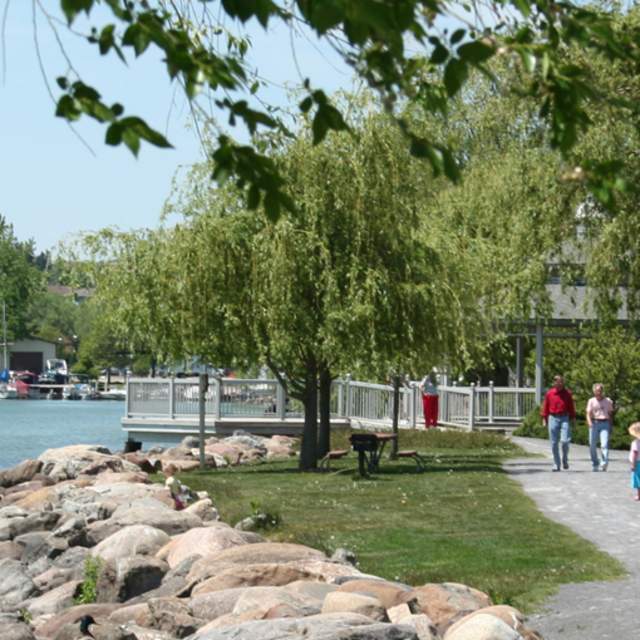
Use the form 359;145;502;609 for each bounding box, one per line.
13;371;40;399
0;381;17;399
99;388;126;401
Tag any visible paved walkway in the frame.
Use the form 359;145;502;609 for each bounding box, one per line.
505;437;640;639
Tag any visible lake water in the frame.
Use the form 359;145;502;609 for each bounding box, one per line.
0;400;131;470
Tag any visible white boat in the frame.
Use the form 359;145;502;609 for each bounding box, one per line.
99;388;126;401
0;382;17;399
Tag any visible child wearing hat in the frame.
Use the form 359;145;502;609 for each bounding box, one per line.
629;422;640;501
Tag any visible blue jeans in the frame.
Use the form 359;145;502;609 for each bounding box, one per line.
589;420;610;468
548;414;571;469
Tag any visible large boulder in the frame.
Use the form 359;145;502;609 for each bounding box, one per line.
443;605;526;639
147;597;204;638
233;585;323;617
0;558;38;609
3;620;36;640
405;582;492;632
443;612;523;640
38;445;138;480
321;591;387;622
336;578;412;609
158;525;249;569
32;603;121;639
190;612;419;640
96;555;169;602
0;459;43;488
91;525;171;563
25;579;82;617
188;588;247;621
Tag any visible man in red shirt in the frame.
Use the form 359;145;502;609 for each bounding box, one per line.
541;374;576;471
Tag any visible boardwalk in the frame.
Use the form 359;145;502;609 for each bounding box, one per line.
506;437;640;639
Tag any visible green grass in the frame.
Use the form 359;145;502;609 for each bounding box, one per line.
175;429;625;611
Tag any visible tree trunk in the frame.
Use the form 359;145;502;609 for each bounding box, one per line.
390;374;400;459
299;363;319;470
318;366;332;458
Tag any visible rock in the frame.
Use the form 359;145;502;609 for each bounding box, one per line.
50;516;89;547
109;502;202;536
181;436;201;449
91;525;171;563
443;612;522;640
33;603;121;639
444;605;525;638
336;579;412;609
25;579;82;617
184;498;219;522
0;558;38;609
188;588;247;620
9;511;61;539
321;591;387;621
395;614;439;640
406;582;492;632
147;597;204;638
53;546;90;570
38;445;140;481
14;531;67;564
4;621;36;640
33;567;76;592
158;525;249;569
233;585;323;617
0;459;43;488
190;612;418;640
96;555;169;602
4;480;49;497
107;603;152;626
0;540;24;560
195;541;325;569
92;470;150;484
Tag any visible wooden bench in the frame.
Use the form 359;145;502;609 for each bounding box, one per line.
396;450;426;472
319;449;350;470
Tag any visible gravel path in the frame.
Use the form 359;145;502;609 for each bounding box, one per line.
505;437;640;639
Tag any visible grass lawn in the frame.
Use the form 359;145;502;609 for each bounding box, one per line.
175;429;624;611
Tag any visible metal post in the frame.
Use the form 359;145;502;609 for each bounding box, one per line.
276;380;286;420
468;383;476;431
535;323;544;404
169;378;175;420
410;381;417;428
488;381;494;424
198;373;208;470
125;373;131;418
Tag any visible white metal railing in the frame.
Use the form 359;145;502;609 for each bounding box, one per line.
125;377;535;431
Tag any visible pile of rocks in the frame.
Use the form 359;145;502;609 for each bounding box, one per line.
0;437;544;640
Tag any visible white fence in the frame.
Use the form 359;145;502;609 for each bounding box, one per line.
126;377;535;430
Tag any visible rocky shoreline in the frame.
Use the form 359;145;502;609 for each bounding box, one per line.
0;433;544;639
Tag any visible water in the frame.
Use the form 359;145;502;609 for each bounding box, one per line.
0;400;129;470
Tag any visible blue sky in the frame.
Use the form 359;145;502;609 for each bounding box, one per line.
1;3;352;252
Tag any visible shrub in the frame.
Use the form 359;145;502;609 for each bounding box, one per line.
74;556;102;605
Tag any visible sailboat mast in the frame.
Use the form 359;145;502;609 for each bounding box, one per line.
2;301;7;370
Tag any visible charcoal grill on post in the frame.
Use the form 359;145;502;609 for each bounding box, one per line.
349;432;397;476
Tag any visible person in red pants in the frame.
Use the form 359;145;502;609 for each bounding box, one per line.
420;372;439;428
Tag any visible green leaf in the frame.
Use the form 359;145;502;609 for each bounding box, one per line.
443;59;468;97
457;41;494;64
312;111;329;145
61;0;94;24
450;29;466;45
430;43;449;65
105;122;123;146
299;96;313;113
122;127;141;156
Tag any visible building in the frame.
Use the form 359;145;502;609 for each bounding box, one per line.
8;338;57;374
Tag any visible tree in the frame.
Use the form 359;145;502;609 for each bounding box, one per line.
0;215;44;340
27;1;640;217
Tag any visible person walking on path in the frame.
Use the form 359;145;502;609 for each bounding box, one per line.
419;371;439;428
629;422;640;501
541;374;576;471
586;383;614;472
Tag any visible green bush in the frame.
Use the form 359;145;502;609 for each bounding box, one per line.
74;557;102;605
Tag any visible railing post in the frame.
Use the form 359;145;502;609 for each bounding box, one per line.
468;383;476;431
345;374;352;418
276;379;286;420
337;379;344;417
488;381;494;424
169;378;175;419
410;381;417;428
213;375;222;419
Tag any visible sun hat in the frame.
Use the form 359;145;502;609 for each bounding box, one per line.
628;422;640;439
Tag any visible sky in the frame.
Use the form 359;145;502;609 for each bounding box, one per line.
1;3;353;253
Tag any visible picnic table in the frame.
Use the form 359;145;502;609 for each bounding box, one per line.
349;432;398;476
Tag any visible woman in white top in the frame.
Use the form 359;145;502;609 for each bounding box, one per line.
586;383;614;471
